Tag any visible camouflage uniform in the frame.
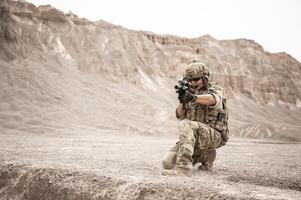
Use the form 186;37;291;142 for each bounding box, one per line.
162;61;229;172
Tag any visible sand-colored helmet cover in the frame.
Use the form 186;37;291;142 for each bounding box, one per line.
184;61;210;78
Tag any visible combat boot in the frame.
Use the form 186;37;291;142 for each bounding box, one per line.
161;165;193;176
200;150;216;170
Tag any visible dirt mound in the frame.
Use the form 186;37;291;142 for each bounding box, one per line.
0;132;300;200
0;165;220;200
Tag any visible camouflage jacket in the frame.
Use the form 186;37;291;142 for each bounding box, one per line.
176;82;229;143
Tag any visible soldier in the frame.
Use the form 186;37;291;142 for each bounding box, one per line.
162;60;229;176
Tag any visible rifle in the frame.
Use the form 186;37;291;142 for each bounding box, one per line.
174;77;196;105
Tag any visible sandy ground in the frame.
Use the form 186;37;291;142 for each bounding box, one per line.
0;128;300;200
1;2;301;199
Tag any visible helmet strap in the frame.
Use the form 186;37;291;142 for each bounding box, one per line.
201;75;209;85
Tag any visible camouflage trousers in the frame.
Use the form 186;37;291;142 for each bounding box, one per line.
162;119;224;169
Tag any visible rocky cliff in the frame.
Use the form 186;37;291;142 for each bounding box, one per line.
1;0;301;141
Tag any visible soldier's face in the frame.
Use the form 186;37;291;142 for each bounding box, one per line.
189;77;203;90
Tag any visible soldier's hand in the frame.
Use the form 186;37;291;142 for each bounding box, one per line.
181;90;196;103
177;88;186;103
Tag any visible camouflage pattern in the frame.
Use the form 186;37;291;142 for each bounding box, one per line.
162;62;229;172
184;61;210;78
184;83;229;146
162;120;223;169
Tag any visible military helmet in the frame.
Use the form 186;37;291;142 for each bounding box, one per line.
184;60;210;78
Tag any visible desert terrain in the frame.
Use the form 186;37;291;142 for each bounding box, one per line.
0;0;301;199
1;130;301;199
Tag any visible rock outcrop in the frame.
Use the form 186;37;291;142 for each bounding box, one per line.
0;0;301;141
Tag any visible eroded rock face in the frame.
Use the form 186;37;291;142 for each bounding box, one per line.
0;0;301;141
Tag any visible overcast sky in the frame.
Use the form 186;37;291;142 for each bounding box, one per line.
27;0;301;62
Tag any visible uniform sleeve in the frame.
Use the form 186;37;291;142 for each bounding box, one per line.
208;86;223;109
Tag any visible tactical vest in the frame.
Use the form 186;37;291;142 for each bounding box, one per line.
185;84;229;146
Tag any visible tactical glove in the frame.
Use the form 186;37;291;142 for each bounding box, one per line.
178;93;185;103
177;88;186;103
182;90;196;104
